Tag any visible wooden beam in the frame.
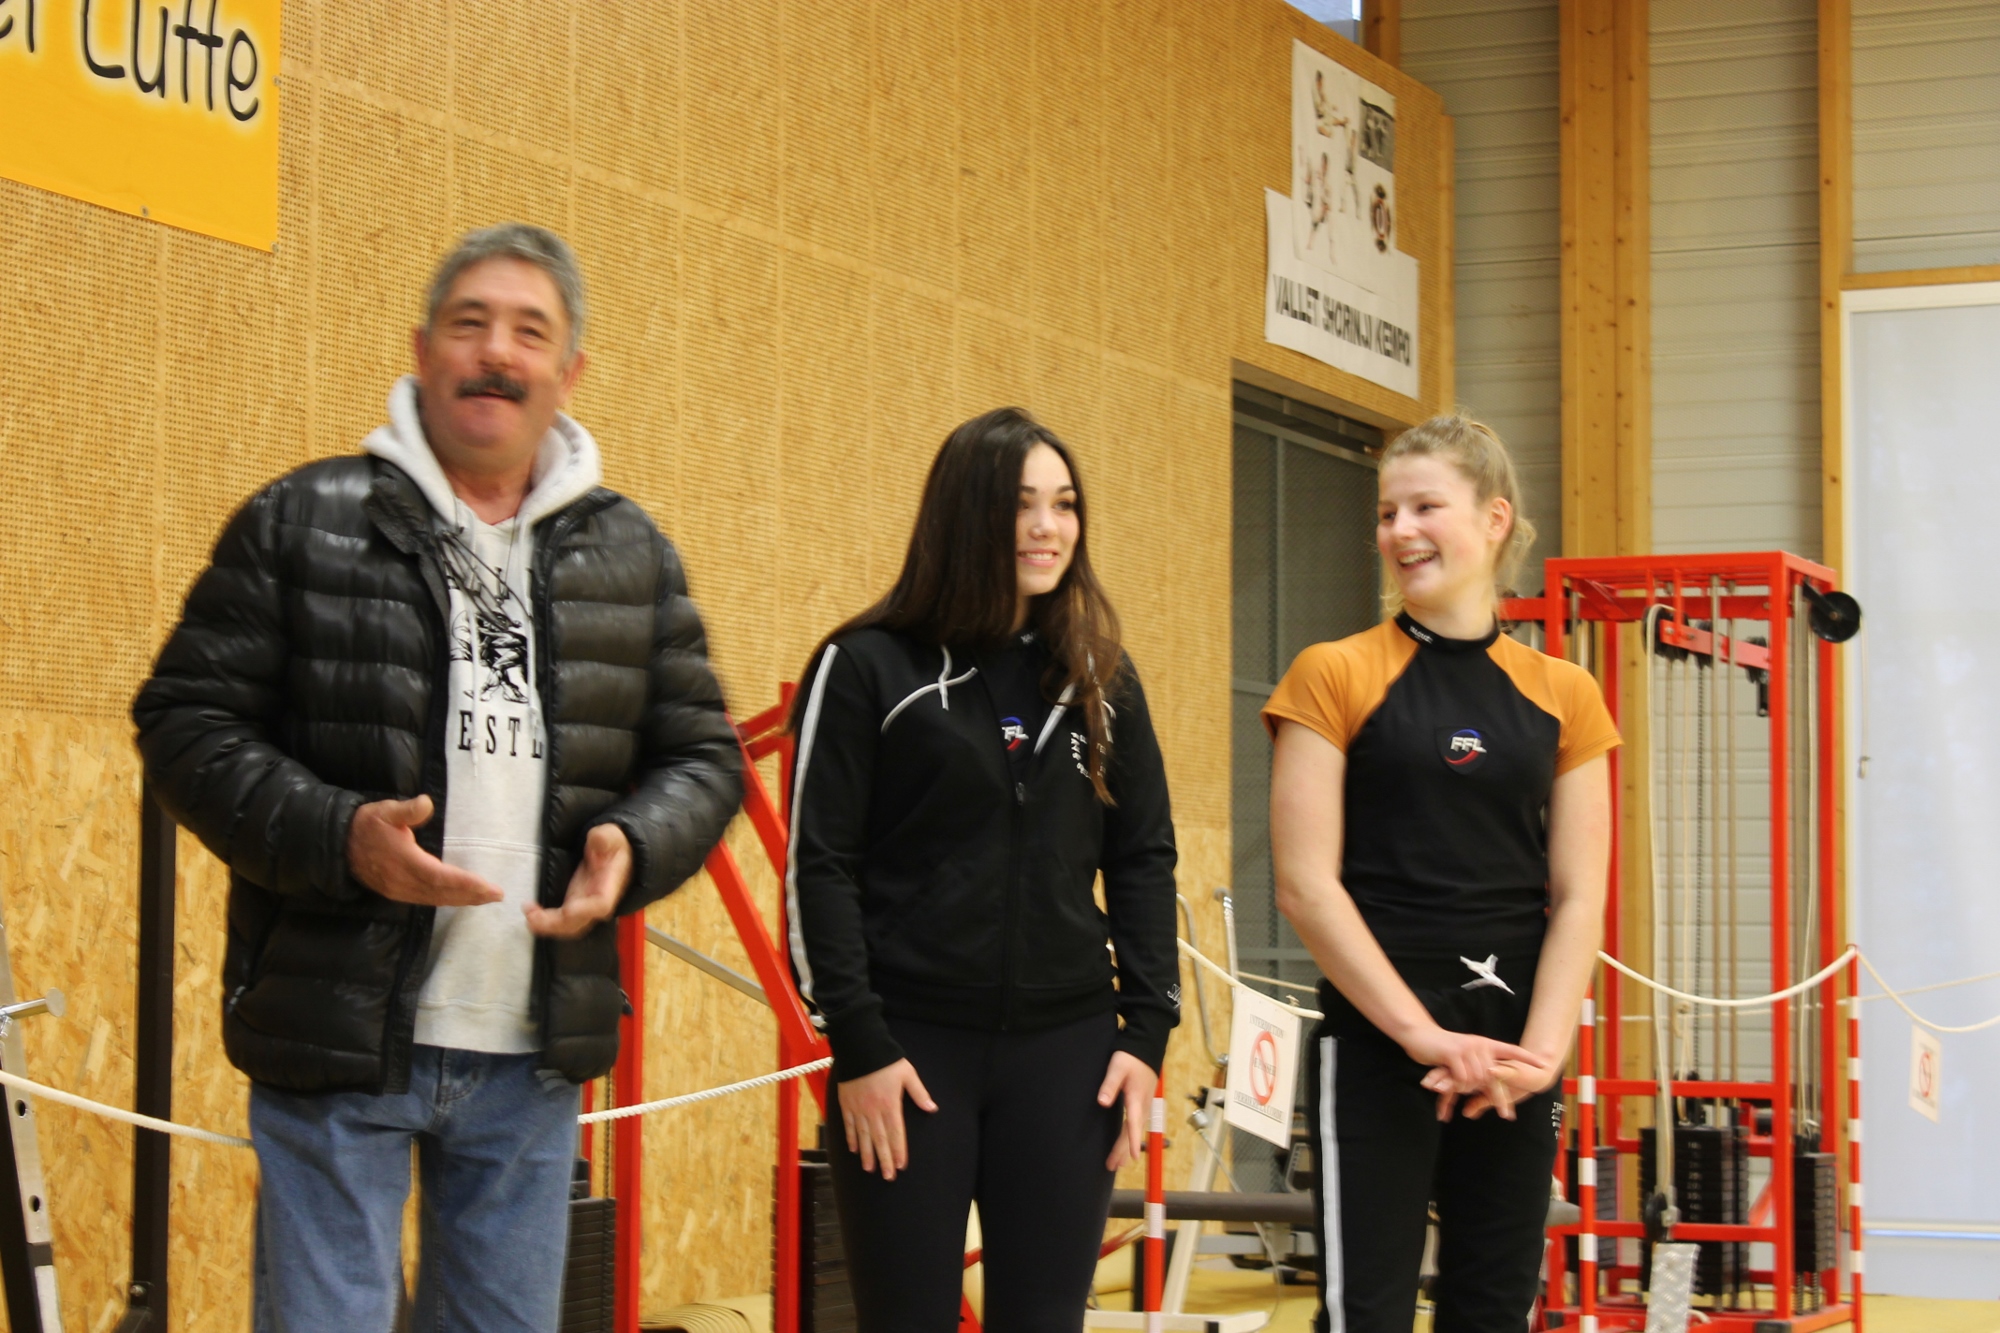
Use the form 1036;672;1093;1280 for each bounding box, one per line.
1561;0;1652;1086
1559;0;1648;559
1842;263;2000;291
1819;0;1851;576
1363;0;1400;67
1439;113;1457;409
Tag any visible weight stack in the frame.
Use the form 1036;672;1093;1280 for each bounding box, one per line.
791;1148;857;1333
1638;1125;1748;1298
561;1160;616;1333
1793;1142;1838;1304
1564;1143;1617;1269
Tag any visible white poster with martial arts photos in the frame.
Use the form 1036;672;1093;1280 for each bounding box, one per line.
1264;39;1421;399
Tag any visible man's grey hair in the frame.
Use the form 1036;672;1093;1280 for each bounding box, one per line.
425;222;588;357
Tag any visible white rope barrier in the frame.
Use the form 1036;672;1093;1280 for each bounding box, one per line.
578;1058;833;1125
0;1056;835;1148
1858;965;2000;1001
0;1068;254;1149
1856;954;2000;1035
1177;939;1322;1020
1183;937;2000;1037
1598;947;1858;1010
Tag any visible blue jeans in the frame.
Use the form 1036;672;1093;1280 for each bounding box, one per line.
250;1046;581;1333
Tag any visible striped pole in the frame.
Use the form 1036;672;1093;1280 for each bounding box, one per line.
1144;1075;1166;1331
1847;959;1865;1331
1577;994;1599;1333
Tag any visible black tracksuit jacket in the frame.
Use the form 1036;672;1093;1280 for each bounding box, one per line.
786;627;1181;1080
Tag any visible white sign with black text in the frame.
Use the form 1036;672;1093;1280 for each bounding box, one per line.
1224;985;1303;1148
1263;40;1421;398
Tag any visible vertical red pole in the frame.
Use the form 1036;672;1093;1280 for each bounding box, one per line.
1577;993;1599;1332
1143;1075;1166;1326
773;700;804;1333
1768;568;1795;1321
1601;619;1624;1149
1846;955;1864;1331
775;1065;802;1333
615;911;646;1333
1816;631;1843;1306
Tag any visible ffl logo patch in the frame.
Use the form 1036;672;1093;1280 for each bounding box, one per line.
1438;727;1489;772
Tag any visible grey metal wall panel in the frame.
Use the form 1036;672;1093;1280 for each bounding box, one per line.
1402;0;1563;590
1853;0;2000;273
1651;0;1822;559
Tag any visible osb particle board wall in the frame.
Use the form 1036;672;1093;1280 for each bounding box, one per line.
0;0;1450;1325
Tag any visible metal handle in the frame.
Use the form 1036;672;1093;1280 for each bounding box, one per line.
0;989;63;1040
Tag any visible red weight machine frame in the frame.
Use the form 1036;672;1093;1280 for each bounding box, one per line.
581;688;834;1333
1501;553;1860;1333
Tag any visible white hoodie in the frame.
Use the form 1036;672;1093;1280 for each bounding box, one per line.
363;376;605;1054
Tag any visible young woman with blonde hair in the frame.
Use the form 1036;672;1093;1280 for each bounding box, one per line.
1263;413;1617;1332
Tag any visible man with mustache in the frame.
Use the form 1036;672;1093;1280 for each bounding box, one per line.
133;223;743;1331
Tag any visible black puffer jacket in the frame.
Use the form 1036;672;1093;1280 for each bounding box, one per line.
132;456;742;1092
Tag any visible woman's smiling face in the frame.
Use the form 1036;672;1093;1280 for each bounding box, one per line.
1376;454;1512;616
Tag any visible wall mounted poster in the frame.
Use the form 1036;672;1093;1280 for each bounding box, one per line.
1265;40;1420;399
0;0;281;249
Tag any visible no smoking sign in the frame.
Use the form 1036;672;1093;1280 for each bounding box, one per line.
1225;986;1302;1147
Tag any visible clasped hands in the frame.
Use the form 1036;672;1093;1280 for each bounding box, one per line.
1404;1025;1558;1122
347;795;629;938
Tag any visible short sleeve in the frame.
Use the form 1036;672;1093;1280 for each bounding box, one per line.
1262;643;1358;752
1555;665;1621;775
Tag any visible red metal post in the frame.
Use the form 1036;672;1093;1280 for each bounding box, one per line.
1600;614;1625;1150
1767;564;1796;1320
615;909;647;1333
1143;1076;1166;1326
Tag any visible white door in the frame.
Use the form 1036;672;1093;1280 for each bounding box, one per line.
1845;283;2000;1299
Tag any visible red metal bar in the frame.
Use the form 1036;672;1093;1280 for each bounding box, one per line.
1768;562;1796;1320
1143;1076;1166;1322
1601;624;1624;1148
614;910;647;1333
775;1073;802;1333
704;840;828;1106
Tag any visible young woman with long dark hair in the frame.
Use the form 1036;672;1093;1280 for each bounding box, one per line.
786;407;1179;1331
1264;414;1617;1332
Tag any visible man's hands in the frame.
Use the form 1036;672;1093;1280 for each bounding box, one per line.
350;798;632;938
837;1059;938;1181
349;796;504;906
1097;1051;1157;1170
525;823;632;939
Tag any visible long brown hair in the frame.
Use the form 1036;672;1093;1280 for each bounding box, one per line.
793;407;1125;802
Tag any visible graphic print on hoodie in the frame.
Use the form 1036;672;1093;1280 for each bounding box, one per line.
363;376;604;1054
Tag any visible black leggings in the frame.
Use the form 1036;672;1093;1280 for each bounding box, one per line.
826;1012;1123;1332
1305;954;1561;1333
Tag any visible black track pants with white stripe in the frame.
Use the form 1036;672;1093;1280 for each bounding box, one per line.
1305;955;1561;1333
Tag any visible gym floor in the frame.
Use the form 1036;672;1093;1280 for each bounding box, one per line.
1161;1264;2000;1333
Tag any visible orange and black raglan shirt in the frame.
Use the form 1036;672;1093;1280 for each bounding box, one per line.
1262;612;1620;962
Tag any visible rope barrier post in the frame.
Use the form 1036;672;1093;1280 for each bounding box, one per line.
614;910;646;1333
117;783;178;1332
1143;1075;1165;1330
1846;963;1864;1333
1578;994;1598;1333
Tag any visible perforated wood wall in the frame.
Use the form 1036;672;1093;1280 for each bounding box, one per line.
0;1;1450;1326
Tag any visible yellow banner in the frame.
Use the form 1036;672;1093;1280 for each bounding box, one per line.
0;0;280;249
